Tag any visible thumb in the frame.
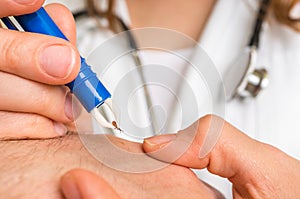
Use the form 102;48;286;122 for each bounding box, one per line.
143;115;300;198
143;115;224;168
61;169;121;199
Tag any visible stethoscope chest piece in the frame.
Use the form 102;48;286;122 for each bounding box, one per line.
238;66;269;98
235;47;269;98
224;47;269;100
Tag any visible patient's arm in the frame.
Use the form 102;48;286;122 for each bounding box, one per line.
0;134;223;199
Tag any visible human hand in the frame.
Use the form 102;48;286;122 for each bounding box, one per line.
0;134;224;198
143;115;300;198
0;1;81;139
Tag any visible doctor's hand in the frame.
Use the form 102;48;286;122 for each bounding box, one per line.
0;1;81;139
143;115;300;199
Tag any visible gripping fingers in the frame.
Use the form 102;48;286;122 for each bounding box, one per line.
0;111;67;140
0;71;81;124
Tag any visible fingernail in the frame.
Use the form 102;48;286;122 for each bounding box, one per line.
65;93;74;120
144;134;176;146
61;173;82;199
65;93;82;120
53;122;67;136
39;45;75;79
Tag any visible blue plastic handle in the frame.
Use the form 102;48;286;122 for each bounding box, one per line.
11;7;111;112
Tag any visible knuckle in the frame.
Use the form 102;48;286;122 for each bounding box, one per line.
199;114;225;131
201;114;221;122
0;31;34;75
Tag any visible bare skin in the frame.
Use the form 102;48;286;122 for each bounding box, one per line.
125;0;217;51
126;0;216;41
0;134;223;199
2;1;299;198
0;2;80;138
143;115;300;199
60;115;300;199
0;1;224;198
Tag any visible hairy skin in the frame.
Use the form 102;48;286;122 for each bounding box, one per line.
0;134;223;199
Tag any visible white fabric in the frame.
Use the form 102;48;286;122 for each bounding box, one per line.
46;0;300;198
198;1;300;196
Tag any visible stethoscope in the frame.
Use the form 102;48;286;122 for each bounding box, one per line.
224;0;270;100
73;0;270;101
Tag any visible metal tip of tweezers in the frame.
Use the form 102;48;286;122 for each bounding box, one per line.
91;99;123;132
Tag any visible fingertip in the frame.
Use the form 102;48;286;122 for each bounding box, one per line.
142;139;156;152
61;169;121;199
142;120;216;169
61;170;82;199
